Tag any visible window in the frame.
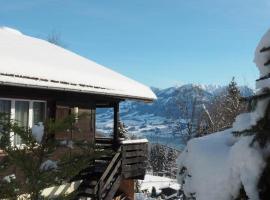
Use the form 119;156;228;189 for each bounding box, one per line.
0;98;46;146
14;101;29;145
0;100;11;114
0;100;11;138
33;102;46;126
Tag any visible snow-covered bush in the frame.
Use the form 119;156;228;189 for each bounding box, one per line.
177;129;267;200
177;28;270;200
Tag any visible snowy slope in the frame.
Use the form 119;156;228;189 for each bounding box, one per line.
0;27;156;101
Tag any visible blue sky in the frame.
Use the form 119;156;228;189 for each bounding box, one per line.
0;0;269;88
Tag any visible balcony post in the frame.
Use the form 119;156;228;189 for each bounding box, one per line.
113;102;119;145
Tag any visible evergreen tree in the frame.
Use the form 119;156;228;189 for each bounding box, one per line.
165;148;178;178
0;113;98;200
149;144;166;174
223;77;242;124
197;78;246;135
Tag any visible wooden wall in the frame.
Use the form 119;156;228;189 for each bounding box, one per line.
118;179;135;200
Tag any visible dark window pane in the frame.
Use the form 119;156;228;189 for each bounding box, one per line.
0;100;11;138
0;100;11;114
33;102;45;126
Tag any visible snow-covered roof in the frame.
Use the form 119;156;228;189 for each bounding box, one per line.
0;27;156;101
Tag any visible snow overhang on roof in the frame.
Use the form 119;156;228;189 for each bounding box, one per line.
0;27;157;102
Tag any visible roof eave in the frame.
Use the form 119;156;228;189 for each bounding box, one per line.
0;81;156;103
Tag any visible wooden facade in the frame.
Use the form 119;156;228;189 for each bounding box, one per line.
0;84;148;199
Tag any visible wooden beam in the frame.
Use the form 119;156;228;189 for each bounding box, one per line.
0;85;122;107
113;102;119;144
122;144;148;151
123;170;146;179
123;151;147;158
122;157;146;165
47;100;56;120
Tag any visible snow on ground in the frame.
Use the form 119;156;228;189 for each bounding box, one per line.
177;129;266;200
135;193;156;200
140;174;180;194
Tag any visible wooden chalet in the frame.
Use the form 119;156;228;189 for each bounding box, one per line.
0;27;156;199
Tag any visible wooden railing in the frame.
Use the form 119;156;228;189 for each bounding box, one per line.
95;147;122;200
121;139;148;179
76;137;148;199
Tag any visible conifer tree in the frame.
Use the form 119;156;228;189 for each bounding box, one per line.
149;144;166;174
0;113;98;200
198;78;246;135
165;148;178;178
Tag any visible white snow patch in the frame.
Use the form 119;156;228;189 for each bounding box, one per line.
32;122;44;143
140;174;180;193
135;193;155;200
3;174;16;183
40;160;58;171
121;139;148;144
256;78;270;89
233;98;270;132
177;130;266;200
254;28;270;78
0;27;23;35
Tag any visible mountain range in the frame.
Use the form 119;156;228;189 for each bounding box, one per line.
96;84;254;150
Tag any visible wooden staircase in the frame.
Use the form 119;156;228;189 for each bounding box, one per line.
73;138;148;200
73;137;122;200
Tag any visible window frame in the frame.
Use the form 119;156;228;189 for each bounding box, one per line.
0;97;46;146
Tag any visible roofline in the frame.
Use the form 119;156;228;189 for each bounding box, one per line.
0;81;155;103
